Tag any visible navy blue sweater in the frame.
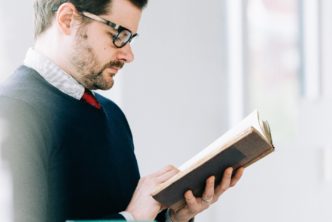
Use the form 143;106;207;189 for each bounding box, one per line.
0;66;155;221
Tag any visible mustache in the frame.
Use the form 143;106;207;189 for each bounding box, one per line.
106;60;124;69
93;60;125;76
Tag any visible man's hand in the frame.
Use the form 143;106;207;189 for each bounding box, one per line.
170;167;244;222
126;165;179;221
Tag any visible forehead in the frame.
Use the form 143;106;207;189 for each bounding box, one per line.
102;0;142;33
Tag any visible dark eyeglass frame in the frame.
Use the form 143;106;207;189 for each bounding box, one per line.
80;11;138;48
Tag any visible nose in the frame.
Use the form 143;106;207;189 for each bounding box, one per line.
117;44;134;63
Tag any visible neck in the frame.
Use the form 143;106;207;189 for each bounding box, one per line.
34;29;77;79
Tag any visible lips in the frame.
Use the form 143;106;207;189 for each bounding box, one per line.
108;66;120;74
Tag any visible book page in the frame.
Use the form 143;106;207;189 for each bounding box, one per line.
179;110;265;171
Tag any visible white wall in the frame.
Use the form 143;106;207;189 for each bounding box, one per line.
0;0;34;80
121;0;229;174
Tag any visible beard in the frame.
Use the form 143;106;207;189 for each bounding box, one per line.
79;59;124;90
70;27;124;90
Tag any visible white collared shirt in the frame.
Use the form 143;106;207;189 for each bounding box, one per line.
23;48;85;100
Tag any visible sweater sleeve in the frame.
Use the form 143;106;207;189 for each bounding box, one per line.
0;97;50;222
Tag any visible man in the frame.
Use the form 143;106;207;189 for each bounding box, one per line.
0;0;244;221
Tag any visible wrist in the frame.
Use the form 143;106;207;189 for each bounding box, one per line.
168;208;189;222
125;206;158;221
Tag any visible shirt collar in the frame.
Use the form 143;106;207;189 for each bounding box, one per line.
23;48;85;100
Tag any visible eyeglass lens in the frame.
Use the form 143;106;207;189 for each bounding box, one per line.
114;30;132;47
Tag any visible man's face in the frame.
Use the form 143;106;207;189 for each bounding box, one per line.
69;0;142;90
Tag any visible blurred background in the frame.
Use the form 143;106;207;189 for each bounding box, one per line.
1;0;331;221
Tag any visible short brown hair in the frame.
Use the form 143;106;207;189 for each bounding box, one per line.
33;0;148;38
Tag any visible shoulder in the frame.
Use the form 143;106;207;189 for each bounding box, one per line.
0;65;49;100
0;65;41;120
1;65;44;89
0;66;55;130
0;65;64;112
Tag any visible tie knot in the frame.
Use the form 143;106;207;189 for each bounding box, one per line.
81;89;101;109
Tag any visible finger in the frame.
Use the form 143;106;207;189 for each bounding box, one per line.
230;167;244;187
201;176;215;204
215;167;233;196
184;190;199;213
153;165;178;177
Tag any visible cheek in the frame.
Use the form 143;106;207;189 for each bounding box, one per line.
85;32;116;63
88;41;111;64
97;43;117;64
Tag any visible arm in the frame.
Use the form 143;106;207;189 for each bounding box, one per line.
0;97;50;222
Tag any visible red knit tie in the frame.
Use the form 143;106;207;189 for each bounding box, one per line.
81;89;101;109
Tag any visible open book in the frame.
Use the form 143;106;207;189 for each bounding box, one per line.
152;110;274;209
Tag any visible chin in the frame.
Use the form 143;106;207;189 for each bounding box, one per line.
95;80;114;90
90;74;114;90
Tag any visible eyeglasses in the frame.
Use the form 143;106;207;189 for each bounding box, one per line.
81;11;138;48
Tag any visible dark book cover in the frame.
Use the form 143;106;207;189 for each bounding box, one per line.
152;128;274;209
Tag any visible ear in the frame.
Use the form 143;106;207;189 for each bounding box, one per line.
55;3;80;35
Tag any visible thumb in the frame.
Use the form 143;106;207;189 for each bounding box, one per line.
157;165;179;183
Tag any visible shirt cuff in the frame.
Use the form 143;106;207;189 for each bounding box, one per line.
166;209;174;222
119;211;135;221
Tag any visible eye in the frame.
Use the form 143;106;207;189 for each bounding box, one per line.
107;31;115;40
106;29;119;40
